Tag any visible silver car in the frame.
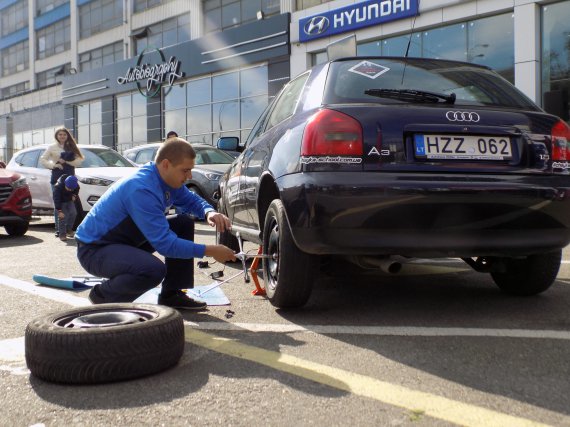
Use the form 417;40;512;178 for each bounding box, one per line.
123;143;234;207
6;144;138;217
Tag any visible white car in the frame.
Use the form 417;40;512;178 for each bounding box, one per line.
6;144;138;218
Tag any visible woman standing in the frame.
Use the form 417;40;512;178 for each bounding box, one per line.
40;128;84;236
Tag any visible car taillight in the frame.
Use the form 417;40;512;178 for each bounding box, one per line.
551;120;570;161
301;109;363;156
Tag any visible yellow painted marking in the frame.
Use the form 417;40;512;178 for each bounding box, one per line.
186;328;551;427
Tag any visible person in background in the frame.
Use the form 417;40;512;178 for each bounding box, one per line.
166;131;178;139
75;138;236;310
40;128;83;236
53;174;80;242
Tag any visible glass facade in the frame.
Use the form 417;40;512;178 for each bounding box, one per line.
36;18;71;59
36;63;70;89
133;0;173;13
1;0;28;36
163;64;269;145
296;0;331;11
542;1;570;122
77;101;102;145
36;0;67;16
203;0;279;33
1;40;29;77
78;0;123;39
1;81;29;99
79;42;123;72
357;13;515;83
133;14;190;55
116;91;148;151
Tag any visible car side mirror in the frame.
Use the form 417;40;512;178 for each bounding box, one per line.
217;136;240;152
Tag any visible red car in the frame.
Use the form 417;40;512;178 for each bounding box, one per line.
0;163;32;236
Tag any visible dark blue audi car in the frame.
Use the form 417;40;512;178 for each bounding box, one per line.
216;57;570;308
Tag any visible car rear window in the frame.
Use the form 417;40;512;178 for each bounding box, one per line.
324;58;538;110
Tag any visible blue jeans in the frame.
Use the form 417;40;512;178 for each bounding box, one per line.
51;184;58;232
57;201;77;237
77;214;196;302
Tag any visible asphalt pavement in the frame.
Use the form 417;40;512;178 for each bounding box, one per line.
1;217;569;427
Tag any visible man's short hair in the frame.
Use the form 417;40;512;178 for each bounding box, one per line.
166;131;178;138
155;138;196;165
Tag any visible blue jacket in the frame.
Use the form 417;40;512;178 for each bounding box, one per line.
75;163;214;259
53;174;80;210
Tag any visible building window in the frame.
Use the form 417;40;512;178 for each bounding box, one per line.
36;63;70;89
133;0;173;13
1;40;29;77
1;0;28;36
133;14;190;55
163;64;269;145
78;0;123;39
36;0;68;16
115;92;147;151
36;18;71;59
357;13;514;83
77;101;102;145
79;42;123;72
1;81;29;99
295;0;330;11
203;0;279;34
542;1;570;121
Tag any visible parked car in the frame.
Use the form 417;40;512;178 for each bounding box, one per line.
0;162;32;236
123;143;235;207
216;56;570;309
6;144;138;222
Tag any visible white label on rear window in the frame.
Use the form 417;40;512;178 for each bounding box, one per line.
348;61;390;79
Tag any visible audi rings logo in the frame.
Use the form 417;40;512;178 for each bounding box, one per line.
304;16;329;36
446;111;480;122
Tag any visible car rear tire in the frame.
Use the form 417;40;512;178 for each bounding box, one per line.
263;199;317;308
4;222;29;236
25;303;184;384
490;250;561;296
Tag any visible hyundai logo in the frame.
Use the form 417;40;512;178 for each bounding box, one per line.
304;16;329;36
446;111;481;122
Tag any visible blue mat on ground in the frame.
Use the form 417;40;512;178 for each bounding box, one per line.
134;282;230;306
32;274;102;290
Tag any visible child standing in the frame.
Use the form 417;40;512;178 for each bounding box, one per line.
53;174;80;242
40;128;83;236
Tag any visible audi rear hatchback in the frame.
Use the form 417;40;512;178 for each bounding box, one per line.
217;57;570;308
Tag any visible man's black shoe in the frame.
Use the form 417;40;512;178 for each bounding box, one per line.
88;285;106;304
158;290;207;311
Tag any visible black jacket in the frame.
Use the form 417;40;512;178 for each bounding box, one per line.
53;174;80;210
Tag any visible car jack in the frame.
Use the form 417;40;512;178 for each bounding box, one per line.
197;233;274;297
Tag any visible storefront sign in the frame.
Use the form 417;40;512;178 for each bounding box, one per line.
117;47;184;98
299;0;419;43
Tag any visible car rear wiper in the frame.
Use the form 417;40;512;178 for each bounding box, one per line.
364;88;456;104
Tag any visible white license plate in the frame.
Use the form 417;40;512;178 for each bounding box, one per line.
414;134;512;160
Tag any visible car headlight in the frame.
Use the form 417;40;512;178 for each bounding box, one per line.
11;176;28;189
79;177;114;186
204;172;223;181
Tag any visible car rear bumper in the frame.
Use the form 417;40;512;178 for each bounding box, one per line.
277;172;570;257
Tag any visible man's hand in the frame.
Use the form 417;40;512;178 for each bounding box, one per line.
206;211;231;232
204;244;236;263
57;211;65;219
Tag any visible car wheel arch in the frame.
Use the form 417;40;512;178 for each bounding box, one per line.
257;174;280;232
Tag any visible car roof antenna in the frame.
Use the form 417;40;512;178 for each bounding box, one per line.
401;0;420;85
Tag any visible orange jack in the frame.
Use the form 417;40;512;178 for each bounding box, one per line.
249;245;266;296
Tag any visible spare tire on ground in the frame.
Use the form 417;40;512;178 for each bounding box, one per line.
25;303;184;384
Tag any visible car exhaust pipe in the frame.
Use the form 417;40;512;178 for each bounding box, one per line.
347;255;406;274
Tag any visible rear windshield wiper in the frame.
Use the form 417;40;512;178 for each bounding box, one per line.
364;88;456;104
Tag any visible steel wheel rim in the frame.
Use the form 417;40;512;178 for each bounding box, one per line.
53;308;158;329
266;220;280;291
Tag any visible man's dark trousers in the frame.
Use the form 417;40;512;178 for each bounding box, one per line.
77;214;196;302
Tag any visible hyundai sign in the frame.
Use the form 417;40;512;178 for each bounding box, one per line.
299;0;419;42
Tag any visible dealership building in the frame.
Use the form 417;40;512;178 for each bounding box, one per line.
0;0;568;162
